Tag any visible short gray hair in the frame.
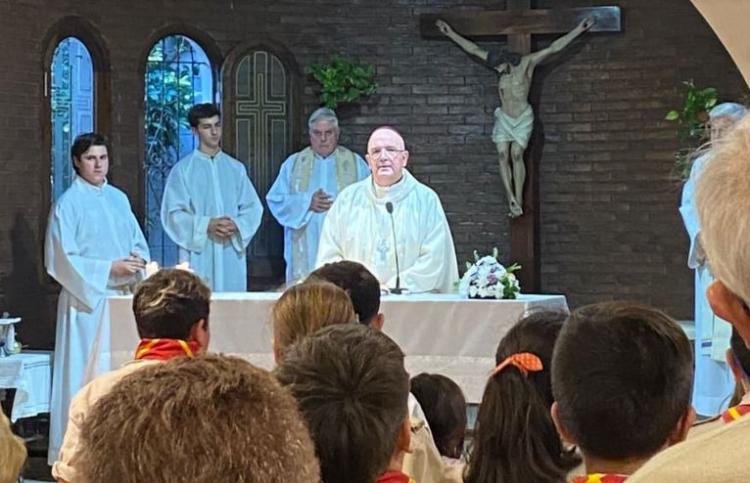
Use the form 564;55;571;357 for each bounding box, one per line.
308;107;339;131
696;112;750;304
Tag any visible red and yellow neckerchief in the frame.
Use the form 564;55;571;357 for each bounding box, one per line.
721;404;750;424
572;473;629;483
376;470;415;483
134;338;200;361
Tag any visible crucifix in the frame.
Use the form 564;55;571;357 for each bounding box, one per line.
420;2;621;291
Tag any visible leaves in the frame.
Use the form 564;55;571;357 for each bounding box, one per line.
308;55;377;109
665;80;720;180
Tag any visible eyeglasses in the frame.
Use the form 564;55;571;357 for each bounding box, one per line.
368;147;405;158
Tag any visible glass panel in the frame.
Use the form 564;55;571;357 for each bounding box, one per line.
233;51;289;267
50;37;94;202
144;35;214;267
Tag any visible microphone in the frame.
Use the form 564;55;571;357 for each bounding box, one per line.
385;202;403;294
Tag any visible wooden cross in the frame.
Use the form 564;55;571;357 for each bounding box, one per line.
420;2;621;292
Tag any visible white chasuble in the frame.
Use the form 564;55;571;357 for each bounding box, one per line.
316;170;459;293
161;150;263;291
45;176;150;464
267;146;369;283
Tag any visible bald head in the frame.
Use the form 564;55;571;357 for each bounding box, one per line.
366;126;409;187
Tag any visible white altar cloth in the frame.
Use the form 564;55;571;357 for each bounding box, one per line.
0;351;53;422
96;293;567;403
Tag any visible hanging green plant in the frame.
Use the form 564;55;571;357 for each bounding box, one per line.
308;55;377;109
665;80;718;179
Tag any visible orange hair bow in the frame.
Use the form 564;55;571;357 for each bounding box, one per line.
491;352;543;378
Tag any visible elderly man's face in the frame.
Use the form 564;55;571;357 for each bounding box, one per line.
710;116;735;142
309;119;339;157
366;128;409;187
74;145;109;187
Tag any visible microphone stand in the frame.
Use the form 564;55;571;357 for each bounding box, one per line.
385;201;403;294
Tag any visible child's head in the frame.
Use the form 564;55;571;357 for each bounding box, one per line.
410;373;467;459
0;412;26;483
464;311;579;483
133;268;211;349
551;302;694;466
308;261;383;328
275;323;410;483
78;354;320;482
271;280;356;361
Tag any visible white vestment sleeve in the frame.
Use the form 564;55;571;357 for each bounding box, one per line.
315;200;345;266
45;206;112;312
128;211;150;261
679;157;704;269
266;157;315;230
161;166;211;254
395;197;459;293
230;168;264;254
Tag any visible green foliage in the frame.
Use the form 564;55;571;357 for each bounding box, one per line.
144;37;196;177
665;80;718;179
308;55;377;109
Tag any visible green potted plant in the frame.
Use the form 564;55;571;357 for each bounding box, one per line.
665;80;718;179
308;55;377;110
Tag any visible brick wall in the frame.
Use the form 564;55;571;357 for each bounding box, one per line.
0;0;743;347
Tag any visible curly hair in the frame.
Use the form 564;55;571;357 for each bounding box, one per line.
78;354;319;483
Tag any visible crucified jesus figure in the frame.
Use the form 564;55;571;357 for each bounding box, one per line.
437;17;595;217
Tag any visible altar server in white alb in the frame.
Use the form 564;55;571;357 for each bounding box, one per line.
161;103;263;291
45;133;150;465
267;108;369;283
316;126;459;293
680;101;747;416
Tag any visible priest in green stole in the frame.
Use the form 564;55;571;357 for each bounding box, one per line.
267;107;369;283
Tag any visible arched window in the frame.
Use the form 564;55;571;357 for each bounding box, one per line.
229;48;297;287
50;37;94;201
144;35;215;267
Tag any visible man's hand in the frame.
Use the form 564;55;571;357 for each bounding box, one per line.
310;189;333;213
111;254;146;278
436;19;453;36
208;217;238;240
579;16;596;31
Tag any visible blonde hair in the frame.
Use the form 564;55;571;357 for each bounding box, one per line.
696;112;750;304
78;354;320;482
272;281;356;355
0;412;26;483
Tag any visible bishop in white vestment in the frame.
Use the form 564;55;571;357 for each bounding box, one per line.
267;108;369;283
45;134;149;464
160;104;263;291
316;127;459;293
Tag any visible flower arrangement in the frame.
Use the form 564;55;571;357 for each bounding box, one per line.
459;249;521;300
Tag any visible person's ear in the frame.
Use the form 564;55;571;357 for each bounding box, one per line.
726;348;746;384
371;313;385;332
708;281;750;346
397;417;411;454
550;402;577;446
667;406;696;446
272;338;283;365
188;318;210;353
402;150;409;167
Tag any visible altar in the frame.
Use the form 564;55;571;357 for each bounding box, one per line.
94;292;567;403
